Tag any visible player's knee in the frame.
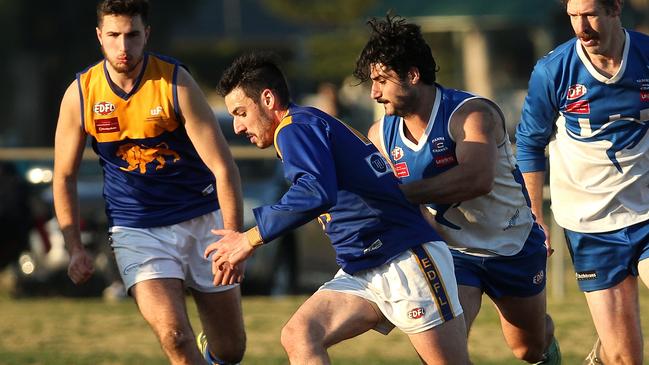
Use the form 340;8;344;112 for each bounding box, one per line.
157;328;194;354
280;319;321;355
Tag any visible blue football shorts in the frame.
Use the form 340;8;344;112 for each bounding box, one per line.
565;219;649;292
451;223;547;298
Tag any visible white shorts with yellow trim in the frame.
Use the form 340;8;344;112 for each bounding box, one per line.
319;241;462;334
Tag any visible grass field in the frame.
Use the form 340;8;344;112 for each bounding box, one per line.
1;264;648;365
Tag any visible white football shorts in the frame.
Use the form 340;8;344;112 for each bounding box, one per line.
319;241;462;334
109;210;236;293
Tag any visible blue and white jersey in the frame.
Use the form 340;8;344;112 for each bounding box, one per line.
379;85;535;256
517;30;649;232
252;104;442;274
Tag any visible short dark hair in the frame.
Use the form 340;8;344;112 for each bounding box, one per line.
217;52;291;108
97;0;149;26
354;14;438;85
560;0;623;15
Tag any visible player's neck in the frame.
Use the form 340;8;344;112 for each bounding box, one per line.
584;28;625;78
105;59;145;94
402;86;436;141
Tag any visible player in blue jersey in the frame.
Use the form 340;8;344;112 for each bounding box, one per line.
354;15;560;364
517;0;649;363
205;52;471;364
53;1;246;364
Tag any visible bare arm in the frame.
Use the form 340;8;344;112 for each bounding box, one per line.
522;170;552;253
53;81;94;284
176;67;243;231
399;99;500;204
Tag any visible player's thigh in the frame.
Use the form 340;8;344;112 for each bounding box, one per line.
284;289;382;348
457;285;482;332
190;286;245;352
491;289;547;347
131;278;193;334
584;276;642;354
639;257;649;288
408;314;470;365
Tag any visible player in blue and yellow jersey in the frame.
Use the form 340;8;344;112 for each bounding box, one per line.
205;52;470;364
517;0;649;363
355;15;560;364
53;1;245;364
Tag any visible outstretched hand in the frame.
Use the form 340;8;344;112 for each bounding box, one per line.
204;229;255;286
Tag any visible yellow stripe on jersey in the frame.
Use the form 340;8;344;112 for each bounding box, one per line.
273;114;293;160
78;56;180;143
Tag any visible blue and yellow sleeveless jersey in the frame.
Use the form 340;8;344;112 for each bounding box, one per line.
252;104;442;274
517;30;649;232
77;53;218;228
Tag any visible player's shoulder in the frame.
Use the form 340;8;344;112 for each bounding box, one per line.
628;29;649;50
535;38;575;69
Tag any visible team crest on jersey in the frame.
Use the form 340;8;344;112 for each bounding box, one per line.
116;142;180;174
565;100;590;114
391;146;404;161
567;84;587;100
93;101;115;116
431;136;448;153
394;162;410;178
366;152;393;177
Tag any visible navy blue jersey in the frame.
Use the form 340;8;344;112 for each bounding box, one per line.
252;104;441;274
516;30;649;232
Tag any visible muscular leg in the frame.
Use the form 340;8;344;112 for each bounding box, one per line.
407;314;471;364
584;275;642;365
280;290;382;365
491;289;553;363
131;278;205;365
191;286;246;364
458;285;483;334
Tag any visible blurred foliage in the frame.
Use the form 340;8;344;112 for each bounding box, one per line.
264;0;377;26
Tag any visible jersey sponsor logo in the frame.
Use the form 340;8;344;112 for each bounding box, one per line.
150;106;163;116
641;91;649;102
565;100;590;114
317;213;332;230
394;162;410;178
575;270;597;281
391;146;404;161
532;269;545;285
95;117;120;133
431;136;448;153
366;152;393;177
407;307;425;319
567;84;587;100
93;101;115;116
116;142;180;174
362;239;383;254
434;154;456;167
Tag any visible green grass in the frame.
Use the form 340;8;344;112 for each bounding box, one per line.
0;267;648;365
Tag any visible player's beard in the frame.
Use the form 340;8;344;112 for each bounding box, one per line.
389;88;419;117
102;48;144;75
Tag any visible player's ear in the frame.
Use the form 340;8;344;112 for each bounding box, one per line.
261;89;275;110
408;67;420;85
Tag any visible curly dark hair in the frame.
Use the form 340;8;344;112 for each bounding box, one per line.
560;0;623;15
217;52;290;108
354;14;438;85
97;0;149;26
